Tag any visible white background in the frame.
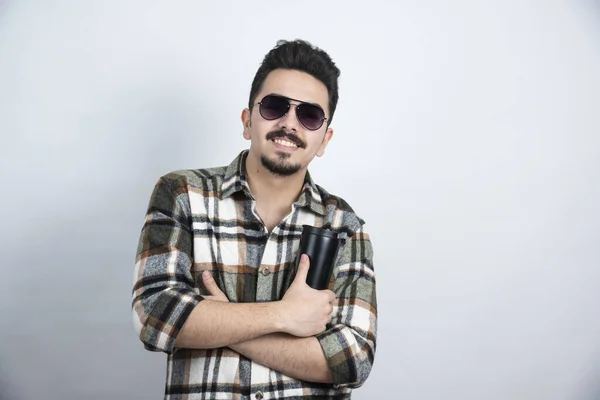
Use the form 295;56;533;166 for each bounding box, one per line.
1;1;600;399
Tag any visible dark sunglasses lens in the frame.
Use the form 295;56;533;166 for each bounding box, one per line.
297;104;325;130
259;95;289;120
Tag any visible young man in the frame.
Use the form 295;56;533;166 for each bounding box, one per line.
132;39;377;399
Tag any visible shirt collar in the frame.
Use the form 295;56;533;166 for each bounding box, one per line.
221;150;326;216
221;150;253;200
294;170;326;216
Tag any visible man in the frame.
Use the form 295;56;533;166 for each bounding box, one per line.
132;39;377;399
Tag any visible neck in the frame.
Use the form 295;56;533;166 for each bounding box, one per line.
245;153;306;207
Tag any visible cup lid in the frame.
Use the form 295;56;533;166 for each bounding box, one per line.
301;225;338;239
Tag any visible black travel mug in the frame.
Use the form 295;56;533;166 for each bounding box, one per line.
296;225;340;290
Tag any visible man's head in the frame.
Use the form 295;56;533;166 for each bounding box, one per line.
248;40;340;127
242;40;341;177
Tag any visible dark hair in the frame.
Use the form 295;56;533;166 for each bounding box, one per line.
248;39;341;126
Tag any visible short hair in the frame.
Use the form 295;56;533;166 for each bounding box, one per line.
248;39;341;126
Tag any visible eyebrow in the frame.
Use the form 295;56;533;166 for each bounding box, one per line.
268;92;324;109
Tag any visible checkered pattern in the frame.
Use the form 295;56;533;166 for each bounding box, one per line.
132;150;377;399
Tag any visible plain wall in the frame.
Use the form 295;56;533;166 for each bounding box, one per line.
1;1;600;399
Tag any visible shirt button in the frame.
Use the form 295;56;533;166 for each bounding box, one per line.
255;391;264;400
261;267;271;276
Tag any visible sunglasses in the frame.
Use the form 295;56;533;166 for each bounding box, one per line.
256;94;328;131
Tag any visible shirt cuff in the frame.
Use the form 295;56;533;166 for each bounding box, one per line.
140;288;204;354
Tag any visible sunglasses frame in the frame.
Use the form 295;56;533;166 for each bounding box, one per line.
255;94;328;131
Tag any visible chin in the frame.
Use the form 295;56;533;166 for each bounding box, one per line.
260;154;302;177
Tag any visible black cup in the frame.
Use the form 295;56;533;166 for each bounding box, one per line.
296;225;340;290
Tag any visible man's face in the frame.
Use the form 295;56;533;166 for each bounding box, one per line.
242;69;334;177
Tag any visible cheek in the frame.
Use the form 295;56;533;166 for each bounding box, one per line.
304;138;322;155
255;120;281;136
309;133;326;147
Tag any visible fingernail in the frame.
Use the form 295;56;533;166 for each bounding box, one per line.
203;271;210;278
301;254;308;262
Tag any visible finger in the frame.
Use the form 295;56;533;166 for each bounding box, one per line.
293;254;311;283
325;289;336;303
202;271;224;296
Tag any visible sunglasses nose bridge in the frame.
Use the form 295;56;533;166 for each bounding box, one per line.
277;103;302;131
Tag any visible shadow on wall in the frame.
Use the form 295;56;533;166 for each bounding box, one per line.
0;5;22;399
575;5;600;394
576;355;600;400
580;0;600;48
0;84;213;398
0;369;22;400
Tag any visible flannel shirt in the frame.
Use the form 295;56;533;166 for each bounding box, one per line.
132;150;377;399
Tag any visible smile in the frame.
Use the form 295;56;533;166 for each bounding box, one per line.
273;139;298;148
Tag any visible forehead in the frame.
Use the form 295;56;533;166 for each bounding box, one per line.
259;69;329;112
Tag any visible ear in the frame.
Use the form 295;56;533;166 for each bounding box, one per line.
241;108;252;140
316;127;334;157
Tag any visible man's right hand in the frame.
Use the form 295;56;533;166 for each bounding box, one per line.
279;254;336;337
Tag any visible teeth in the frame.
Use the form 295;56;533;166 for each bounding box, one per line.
274;139;297;148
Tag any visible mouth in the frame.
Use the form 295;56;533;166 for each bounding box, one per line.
272;138;299;149
266;130;305;150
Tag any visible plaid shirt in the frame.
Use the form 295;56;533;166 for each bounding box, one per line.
132;150;377;399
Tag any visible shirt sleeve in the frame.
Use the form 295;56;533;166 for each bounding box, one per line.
316;227;378;388
131;176;204;354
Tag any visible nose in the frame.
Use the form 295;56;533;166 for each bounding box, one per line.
277;103;301;133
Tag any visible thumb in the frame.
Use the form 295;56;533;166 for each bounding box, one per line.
202;271;222;296
294;254;310;284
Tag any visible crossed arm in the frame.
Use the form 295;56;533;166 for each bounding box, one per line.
133;236;377;386
173;259;335;383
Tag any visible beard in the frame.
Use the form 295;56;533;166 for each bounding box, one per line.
260;153;302;176
259;129;305;176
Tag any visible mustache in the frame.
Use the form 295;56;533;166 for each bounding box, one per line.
266;130;306;148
